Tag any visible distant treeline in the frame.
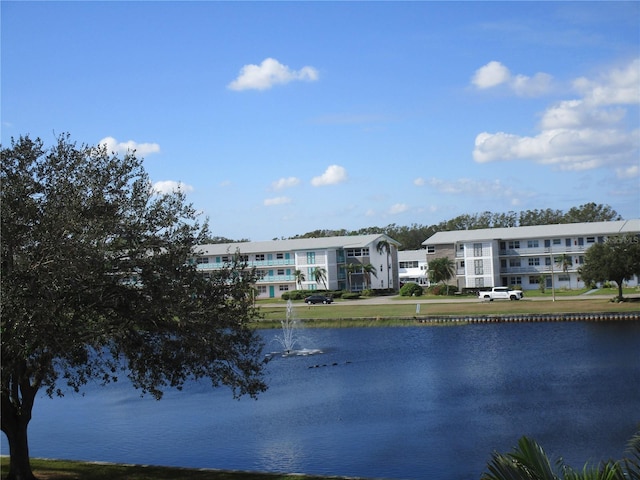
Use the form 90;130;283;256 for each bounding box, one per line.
205;203;622;251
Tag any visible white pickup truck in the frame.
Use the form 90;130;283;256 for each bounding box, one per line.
478;287;524;301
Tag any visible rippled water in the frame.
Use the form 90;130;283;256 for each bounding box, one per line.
3;321;639;479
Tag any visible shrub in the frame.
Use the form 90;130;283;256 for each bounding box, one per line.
427;284;458;296
342;292;361;300
399;283;423;297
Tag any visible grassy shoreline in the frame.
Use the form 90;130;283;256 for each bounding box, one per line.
0;457;364;480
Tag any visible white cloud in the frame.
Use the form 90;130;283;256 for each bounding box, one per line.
511;72;553;97
271;176;300;190
152;180;194;194
413;177;426;186
311;165;348;186
471;61;552;96
615;164;639;179
573;58;640;106
472;58;639;173
428;177;529;206
388;203;409;214
264;196;292;206
228;58;319;91
99;136;161;156
472;61;511;89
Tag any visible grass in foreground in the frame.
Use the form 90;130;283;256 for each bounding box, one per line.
0;457;365;480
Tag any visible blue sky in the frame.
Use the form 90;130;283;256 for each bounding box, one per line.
2;1;639;241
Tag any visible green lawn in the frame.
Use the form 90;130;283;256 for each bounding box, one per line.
256;294;640;326
0;457;364;480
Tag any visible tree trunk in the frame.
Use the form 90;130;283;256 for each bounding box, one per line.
616;279;624;301
1;382;38;480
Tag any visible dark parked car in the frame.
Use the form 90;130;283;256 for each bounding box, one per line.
304;294;333;305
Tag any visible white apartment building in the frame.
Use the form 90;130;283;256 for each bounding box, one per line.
422;220;640;291
398;249;429;286
195;234;400;299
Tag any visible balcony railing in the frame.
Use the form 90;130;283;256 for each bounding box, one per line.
196;258;295;270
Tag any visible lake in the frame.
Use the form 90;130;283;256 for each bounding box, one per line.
3;321;639;479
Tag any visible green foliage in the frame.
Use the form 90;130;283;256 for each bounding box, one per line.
1;134;267;479
341;292;361;300
482;431;639;480
428;257;456;295
579;235;640;300
538;276;547;293
399;283;424;296
427;284;459;296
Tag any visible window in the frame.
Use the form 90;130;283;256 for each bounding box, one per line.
277;269;285;276
508;240;520;249
559;275;570;282
528;258;540;266
529;276;540;284
196;257;209;264
276;253;284;259
597;237;604;243
509;259;521;267
473;243;483;256
475;278;485;288
278;285;289;292
566;238;571;247
400;261;419;268
306;252;316;264
255;254;265;261
510;276;522;286
346;248;369;257
426;246;435;254
257;285;267;294
586;237;595;244
474;259;484;275
553;239;561;246
527;240;539;248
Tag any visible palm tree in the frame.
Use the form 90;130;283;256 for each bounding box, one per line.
294;269;305;290
481;432;639;480
312;266;327;290
376;239;392;289
362;263;377;290
428;257;455;295
345;263;357;292
557;253;573;290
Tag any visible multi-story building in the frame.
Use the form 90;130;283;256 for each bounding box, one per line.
195;234;400;299
422;220;640;291
398;249;429;287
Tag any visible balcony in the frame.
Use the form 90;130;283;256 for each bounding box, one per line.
501;265;578;275
499;245;588;257
196;258;295;270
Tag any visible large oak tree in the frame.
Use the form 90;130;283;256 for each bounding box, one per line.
579;234;640;301
1;135;267;480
